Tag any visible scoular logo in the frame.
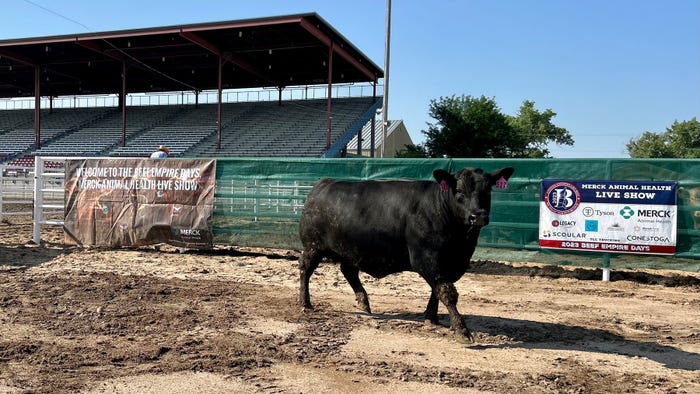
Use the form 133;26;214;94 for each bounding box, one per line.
620;206;635;219
545;182;580;214
542;229;587;239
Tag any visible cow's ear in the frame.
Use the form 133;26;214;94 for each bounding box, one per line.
490;167;515;184
433;169;456;191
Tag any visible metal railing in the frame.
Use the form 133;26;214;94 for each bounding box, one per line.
31;157;66;243
0;83;384;110
0;164;34;220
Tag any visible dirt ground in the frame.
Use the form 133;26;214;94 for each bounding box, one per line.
1;215;700;394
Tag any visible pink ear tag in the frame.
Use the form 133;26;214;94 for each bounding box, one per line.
439;180;449;191
495;176;508;189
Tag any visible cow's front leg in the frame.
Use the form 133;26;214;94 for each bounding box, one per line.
437;283;473;341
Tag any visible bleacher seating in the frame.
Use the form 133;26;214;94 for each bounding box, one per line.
0;107;112;158
109;105;221;157
0;109;33;131
185;97;377;157
0;97;380;162
32;106;180;157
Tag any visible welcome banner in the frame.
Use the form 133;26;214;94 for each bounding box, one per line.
539;179;678;255
64;158;216;248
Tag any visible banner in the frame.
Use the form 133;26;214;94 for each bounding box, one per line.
539;179;677;255
64;158;216;248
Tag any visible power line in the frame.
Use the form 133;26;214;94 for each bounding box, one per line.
23;0;92;32
22;0;197;91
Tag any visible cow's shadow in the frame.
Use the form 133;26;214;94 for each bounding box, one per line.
366;312;700;371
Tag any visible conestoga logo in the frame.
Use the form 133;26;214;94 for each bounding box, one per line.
545;182;581;214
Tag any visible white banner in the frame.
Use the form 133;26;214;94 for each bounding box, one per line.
539;180;677;255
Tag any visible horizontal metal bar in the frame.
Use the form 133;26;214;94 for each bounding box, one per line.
215;211;301;219
41;204;64;209
212;226;291;236
37;173;65;178
215;193;306;200
39;219;64;225
488;221;539;229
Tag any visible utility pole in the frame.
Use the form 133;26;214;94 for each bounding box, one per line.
381;0;391;157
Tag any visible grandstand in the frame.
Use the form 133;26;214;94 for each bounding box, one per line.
0;95;382;165
0;13;393;167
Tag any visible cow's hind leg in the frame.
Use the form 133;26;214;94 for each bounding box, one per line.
299;249;322;310
437;283;473;341
340;262;371;313
424;289;440;325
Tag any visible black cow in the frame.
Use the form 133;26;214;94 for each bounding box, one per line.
298;166;514;340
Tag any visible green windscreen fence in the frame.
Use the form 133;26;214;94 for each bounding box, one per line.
213;158;700;272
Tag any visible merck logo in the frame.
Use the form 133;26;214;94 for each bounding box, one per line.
620;206;634;219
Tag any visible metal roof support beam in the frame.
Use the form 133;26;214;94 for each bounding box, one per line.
217;55;222;150
75;39;127;63
0;52;47;150
34;66;41;150
77;39;130;146
0;49;36;66
179;30;276;86
76;38;199;91
366;82;379;157
0;49;38;97
326;43;333;150
299;18;378;82
121;61;127;147
0;49;43;149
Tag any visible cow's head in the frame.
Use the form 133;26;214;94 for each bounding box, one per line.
433;167;515;227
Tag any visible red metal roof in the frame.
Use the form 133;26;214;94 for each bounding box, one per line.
0;13;383;98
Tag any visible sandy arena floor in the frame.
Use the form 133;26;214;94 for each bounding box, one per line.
1;216;699;393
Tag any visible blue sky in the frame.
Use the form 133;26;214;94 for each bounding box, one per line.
1;0;698;158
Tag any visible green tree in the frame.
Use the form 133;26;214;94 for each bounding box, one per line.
507;100;574;158
416;95;573;158
626;118;700;158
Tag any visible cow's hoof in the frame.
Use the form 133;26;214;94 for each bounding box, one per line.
357;304;371;314
299;302;314;313
456;328;474;343
449;324;474;342
355;294;371;314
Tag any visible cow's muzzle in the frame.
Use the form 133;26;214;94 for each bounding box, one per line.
468;214;489;227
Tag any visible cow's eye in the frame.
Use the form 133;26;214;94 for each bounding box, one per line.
455;193;466;203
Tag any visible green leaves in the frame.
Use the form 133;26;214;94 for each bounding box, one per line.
415;95;573;158
626;118;700;158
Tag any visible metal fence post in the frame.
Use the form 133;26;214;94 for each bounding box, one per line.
32;157;43;244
